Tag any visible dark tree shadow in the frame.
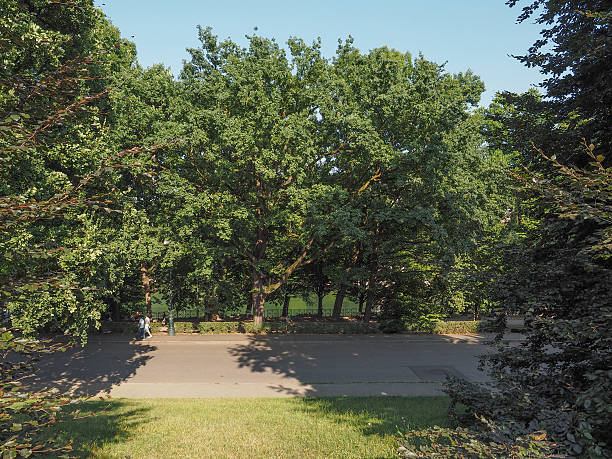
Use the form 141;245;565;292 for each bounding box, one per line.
228;334;487;397
18;337;156;397
226;334;480;445
36;400;149;458
294;396;452;437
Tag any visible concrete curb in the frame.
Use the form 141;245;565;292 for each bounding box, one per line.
92;333;525;346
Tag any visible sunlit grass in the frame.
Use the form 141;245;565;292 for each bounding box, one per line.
43;396;450;458
151;292;359;317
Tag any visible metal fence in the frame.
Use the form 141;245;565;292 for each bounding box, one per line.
151;306;366;321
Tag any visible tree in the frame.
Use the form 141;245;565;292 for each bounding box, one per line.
0;2;155;456
173;28;506;326
325;42;505;323
406;3;612;457
107;63;181;317
175;28;350;325
0;0;147;339
507;0;612;164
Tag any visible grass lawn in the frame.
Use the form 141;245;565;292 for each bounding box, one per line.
151;292;359;317
43;396;450;458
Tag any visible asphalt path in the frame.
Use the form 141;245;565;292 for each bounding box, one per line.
21;333;523;398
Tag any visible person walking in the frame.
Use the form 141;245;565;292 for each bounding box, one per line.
138;315;145;340
144;314;152;339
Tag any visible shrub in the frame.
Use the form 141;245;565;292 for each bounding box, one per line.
100;320;381;335
431;320;488;334
101;319;500;335
398;423;555;458
405;313;446;332
378;318;406;334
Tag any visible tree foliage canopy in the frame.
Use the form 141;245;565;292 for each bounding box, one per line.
401;2;612;457
2;2;610;456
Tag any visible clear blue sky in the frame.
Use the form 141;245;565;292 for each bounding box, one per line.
98;0;544;106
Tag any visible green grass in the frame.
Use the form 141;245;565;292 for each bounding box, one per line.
279;293;359;314
43;397;451;458
151;292;360;317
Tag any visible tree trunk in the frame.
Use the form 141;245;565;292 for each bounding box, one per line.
112;299;120;321
364;273;376;322
317;291;324;318
332;283;346;320
358;289;365;314
106;296;121;321
252;269;266;325
245;283;253;316
282;291;290;317
473;302;479;321
141;262;152;316
252;225;268;325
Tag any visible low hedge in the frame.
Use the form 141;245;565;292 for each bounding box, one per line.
99;319;492;336
430;320;489;334
404;320;494;334
100;320;380;335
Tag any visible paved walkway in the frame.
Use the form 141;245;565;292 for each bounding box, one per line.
23;333;522;398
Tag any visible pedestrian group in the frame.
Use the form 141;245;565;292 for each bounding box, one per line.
136;312;153;340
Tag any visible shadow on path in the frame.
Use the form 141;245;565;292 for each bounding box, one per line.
227;334;485;396
20;338;156;397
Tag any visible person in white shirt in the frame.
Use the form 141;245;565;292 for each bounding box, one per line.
138;316;145;340
144;314;152;339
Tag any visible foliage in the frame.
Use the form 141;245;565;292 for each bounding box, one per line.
0;0;152;341
166;27;506;324
471;145;611;457
0;2;159;458
377;318;406;334
378;317;493;334
101;318;494;335
403;314;445;333
0;328;107;458
399;423;556;458
101;319;381;335
4;2;608;454
324;42;505;322
507;0;612;164
431;2;612;455
429;320;492;335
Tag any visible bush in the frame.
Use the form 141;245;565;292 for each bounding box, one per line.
100;320;381;335
431;320;488;334
378;318;406;334
197;322;241;334
398;423;555;458
101;319;499;335
403;318;490;334
405;313;446;332
253;322;380;334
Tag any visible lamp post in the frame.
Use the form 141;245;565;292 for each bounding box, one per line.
163;239;175;336
168;288;175;336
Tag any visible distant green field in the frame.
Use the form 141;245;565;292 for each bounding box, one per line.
150;292;359;317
